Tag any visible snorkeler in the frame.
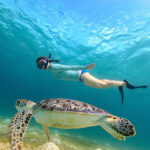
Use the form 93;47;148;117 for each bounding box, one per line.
36;53;148;104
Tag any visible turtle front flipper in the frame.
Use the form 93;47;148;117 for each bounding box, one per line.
9;110;32;150
98;115;136;140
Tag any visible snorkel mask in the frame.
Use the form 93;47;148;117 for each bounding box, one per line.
37;53;59;69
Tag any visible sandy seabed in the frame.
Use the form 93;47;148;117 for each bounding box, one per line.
0;117;137;150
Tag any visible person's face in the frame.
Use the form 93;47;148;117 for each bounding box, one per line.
45;62;50;69
41;62;49;70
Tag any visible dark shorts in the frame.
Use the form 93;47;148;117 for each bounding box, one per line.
79;70;88;82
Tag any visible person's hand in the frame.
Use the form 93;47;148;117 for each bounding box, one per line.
86;63;96;70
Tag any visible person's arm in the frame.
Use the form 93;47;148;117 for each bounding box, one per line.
49;63;95;71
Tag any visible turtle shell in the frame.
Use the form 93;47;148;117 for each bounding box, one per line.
36;98;110;115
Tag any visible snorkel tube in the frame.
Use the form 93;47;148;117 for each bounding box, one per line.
47;53;59;63
45;53;59;68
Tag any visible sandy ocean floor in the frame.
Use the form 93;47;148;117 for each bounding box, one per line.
0;117;138;150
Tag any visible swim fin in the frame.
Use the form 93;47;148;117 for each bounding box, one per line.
119;80;148;105
118;86;124;104
123;80;148;90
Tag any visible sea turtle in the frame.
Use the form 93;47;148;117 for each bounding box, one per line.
9;98;136;149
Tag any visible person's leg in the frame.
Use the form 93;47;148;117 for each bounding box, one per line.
81;72;126;89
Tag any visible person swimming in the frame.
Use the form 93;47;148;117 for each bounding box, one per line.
36;53;148;104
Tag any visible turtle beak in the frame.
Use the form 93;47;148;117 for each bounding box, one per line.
15;105;20;112
15;100;20;111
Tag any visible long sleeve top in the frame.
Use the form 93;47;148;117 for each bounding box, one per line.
48;63;87;81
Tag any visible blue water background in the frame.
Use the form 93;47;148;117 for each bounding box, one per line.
0;0;150;149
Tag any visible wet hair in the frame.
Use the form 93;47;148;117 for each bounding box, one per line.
36;57;48;69
36;54;60;69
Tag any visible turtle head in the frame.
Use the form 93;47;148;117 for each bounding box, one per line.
15;99;36;111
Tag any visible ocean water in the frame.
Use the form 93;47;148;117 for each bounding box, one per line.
0;0;150;149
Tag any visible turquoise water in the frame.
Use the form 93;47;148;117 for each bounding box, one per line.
0;0;150;149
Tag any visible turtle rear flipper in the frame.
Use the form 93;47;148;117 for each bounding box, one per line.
42;125;50;141
98;116;136;140
9;110;32;150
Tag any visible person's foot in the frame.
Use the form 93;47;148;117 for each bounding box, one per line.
123;80;148;89
123;80;136;89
